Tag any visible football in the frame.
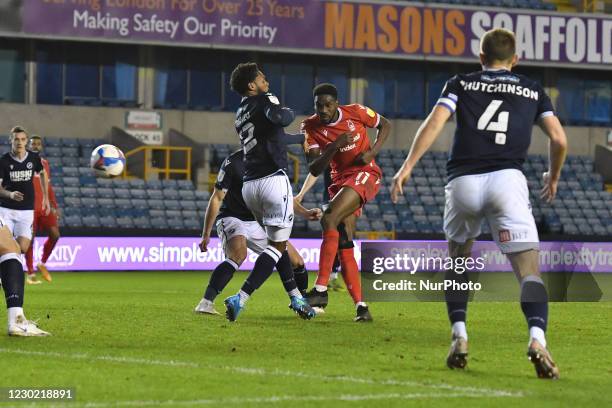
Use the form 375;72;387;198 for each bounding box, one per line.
90;144;126;177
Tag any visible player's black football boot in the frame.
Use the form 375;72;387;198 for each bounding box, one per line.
304;288;328;309
354;305;373;322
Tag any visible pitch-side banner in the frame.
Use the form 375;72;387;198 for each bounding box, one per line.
1;1;610;68
28;237;612;272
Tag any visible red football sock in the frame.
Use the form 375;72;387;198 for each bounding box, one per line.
315;230;340;288
339;248;362;304
41;237;59;264
25;244;34;274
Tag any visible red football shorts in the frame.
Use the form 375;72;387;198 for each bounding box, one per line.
328;171;381;217
34;211;58;232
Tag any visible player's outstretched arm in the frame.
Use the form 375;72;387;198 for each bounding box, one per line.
293;200;322;220
199;187;226;252
294;172;319;204
391;105;451;203
355;115;392;165
538;115;568;203
308;133;354;177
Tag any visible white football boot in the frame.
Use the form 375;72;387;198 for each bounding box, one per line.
8;315;51;337
194;298;220;315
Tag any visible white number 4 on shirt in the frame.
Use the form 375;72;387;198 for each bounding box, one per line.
478;99;508;145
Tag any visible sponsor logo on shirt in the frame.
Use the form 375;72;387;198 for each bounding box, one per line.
339;143;356;152
9;170;33;182
347;120;355;132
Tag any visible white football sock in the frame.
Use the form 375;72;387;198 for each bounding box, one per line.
238;290;250;307
529;327;547;348
314;284;327;292
452;321;468;340
330;271;339;280
288;288;302;298
8;307;24;325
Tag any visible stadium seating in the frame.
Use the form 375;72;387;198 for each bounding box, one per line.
8;138;607;237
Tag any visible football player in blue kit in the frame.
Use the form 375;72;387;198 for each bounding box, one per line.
391;28;567;379
223;62;315;321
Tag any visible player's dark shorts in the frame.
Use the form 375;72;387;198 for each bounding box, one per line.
34;210;58;231
328;170;381;217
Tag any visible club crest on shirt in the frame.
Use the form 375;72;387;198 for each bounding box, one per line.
9;165;13;170
347;120;355;131
27;162;33;169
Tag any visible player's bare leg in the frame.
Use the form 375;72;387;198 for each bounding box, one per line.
196;235;248;316
16;236;39;285
0;226;49;336
445;239;474;369
508;249;559;379
306;187;361;309
37;225;60;283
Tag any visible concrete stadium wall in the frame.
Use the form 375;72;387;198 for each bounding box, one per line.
0;102;608;157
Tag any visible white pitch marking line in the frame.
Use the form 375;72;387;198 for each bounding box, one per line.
23;392;513;408
0;348;523;398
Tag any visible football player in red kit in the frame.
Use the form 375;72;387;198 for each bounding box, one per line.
25;135;59;283
301;83;391;321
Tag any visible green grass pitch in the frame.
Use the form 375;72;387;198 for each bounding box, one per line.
1;271;611;407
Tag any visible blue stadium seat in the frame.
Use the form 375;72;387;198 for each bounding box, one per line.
162;179;178;188
114;188;131;199
62;187;80;197
61;138;79;148
61;166;79;177
179;190;196;200
167;218;184;230
163;189;179;199
165;210;182;219
80;176;97;186
95;197;113;209
180;200;198;211
129;179;146;189
183;218;201;230
165;200;181;210
116;217;134;229
81;214;100;228
195;190;210;201
80;197;97;209
62;177;80;187
146;190;163;199
130;189;147;199
149;209;165;218
146;180;162;189
114;198;132;209
79;187;96;198
95;188;114;199
64;197;81;207
99;215;118;228
96;177;113;187
182;210;199;219
148;199;165;210
177;180;194;190
131;199;148;210
64;215;82;227
134;217;151;229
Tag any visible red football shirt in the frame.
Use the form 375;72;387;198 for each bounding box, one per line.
301;104;382;182
33;158;57;213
